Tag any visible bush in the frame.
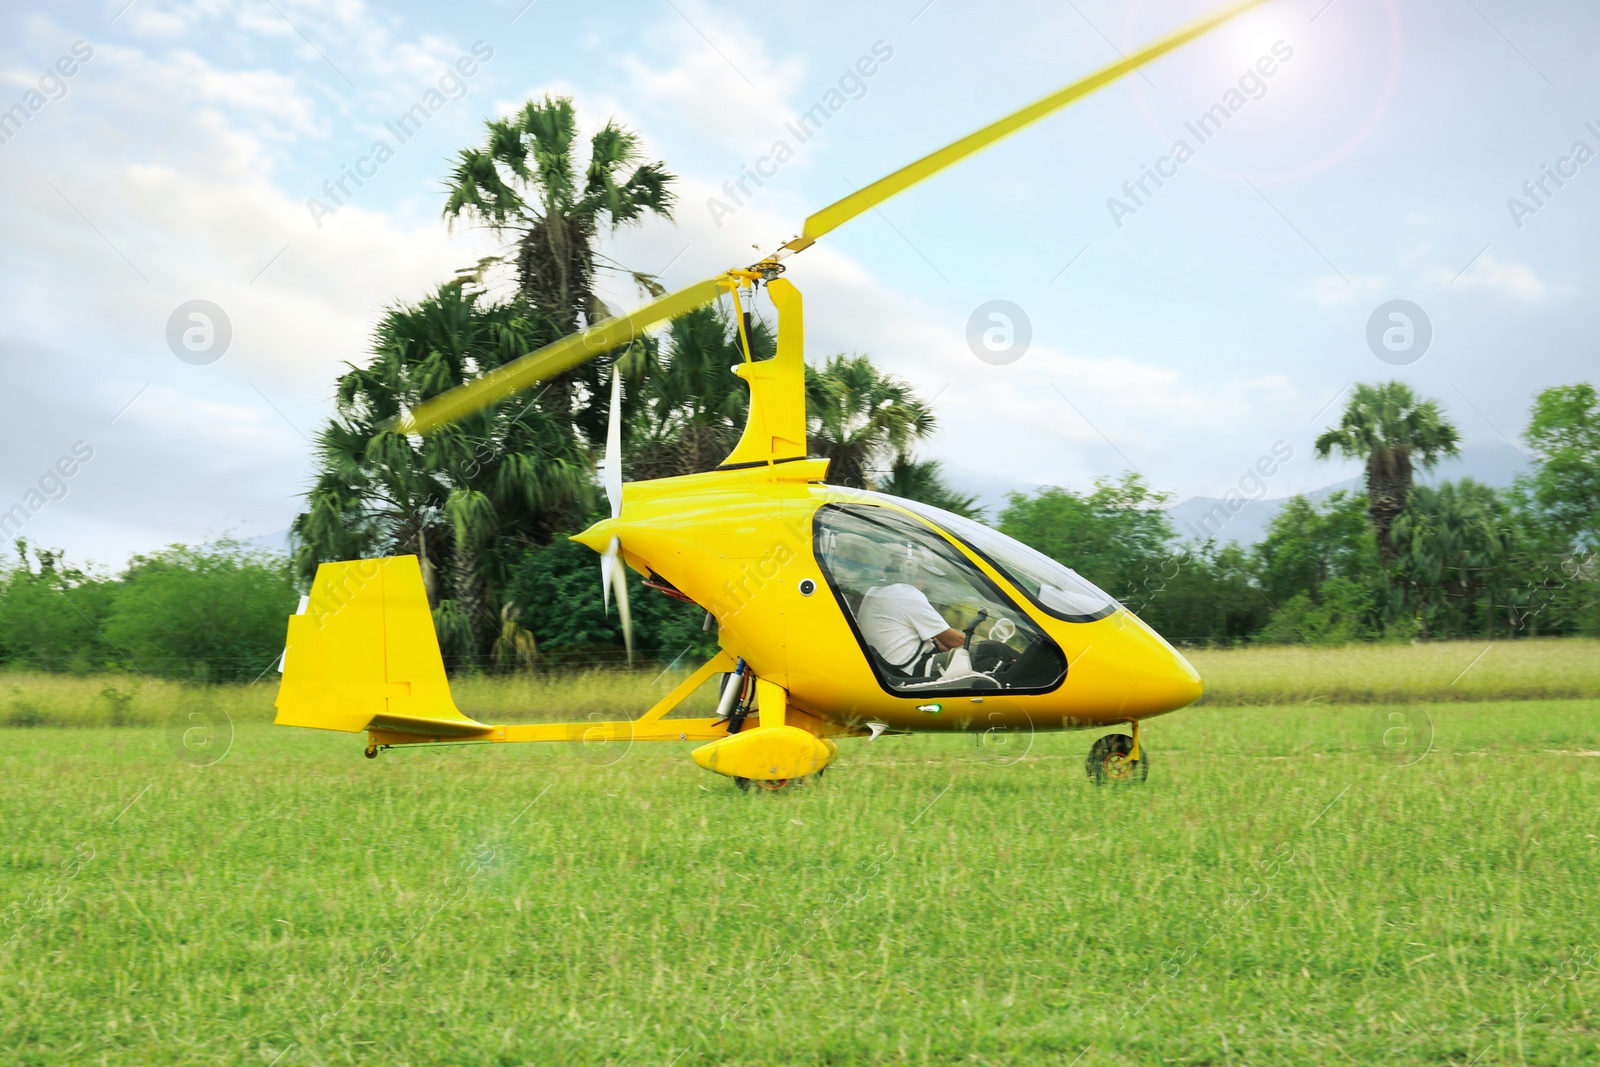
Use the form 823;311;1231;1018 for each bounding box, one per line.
505;536;716;666
1257;576;1377;645
1134;541;1270;646
0;544;117;672
999;474;1174;599
103;541;298;682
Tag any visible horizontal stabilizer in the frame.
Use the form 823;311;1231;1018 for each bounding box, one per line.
367;713;494;739
274;555;491;737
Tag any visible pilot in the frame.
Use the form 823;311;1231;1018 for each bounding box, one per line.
856;547;966;677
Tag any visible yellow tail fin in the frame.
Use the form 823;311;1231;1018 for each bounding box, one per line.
274;555;492;738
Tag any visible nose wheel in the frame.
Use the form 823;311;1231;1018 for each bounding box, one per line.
1087;731;1148;785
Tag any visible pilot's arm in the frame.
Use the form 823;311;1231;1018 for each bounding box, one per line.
932;627;965;651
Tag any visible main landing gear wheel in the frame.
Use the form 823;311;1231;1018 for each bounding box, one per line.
1086;733;1147;785
734;776;786;792
734;768;824;792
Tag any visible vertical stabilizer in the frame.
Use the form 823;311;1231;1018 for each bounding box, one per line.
274;555;490;737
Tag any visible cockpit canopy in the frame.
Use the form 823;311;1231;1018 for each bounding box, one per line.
880;495;1118;623
813;499;1082;697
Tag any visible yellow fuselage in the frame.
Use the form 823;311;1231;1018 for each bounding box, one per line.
574;461;1203;736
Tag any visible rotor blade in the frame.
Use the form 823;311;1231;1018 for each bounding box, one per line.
401;1;1264;435
603;367;623;519
401;277;724;434
783;0;1267;253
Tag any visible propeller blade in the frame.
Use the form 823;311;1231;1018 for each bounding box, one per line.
401;277;724;434
603;366;623;519
780;0;1268;254
601;535;618;614
613;553;634;668
599;535;632;664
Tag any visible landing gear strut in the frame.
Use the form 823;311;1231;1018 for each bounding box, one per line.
1086;726;1147;785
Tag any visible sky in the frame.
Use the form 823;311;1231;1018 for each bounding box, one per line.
1;0;1595;569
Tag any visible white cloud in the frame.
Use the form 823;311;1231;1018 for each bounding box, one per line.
614;1;806;157
123;0;490;118
124;6;195;38
1304;248;1548;313
1304;271;1388;310
1425;249;1546;301
0;16;500;563
118;386;301;451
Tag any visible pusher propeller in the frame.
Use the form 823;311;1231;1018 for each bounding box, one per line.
597;366;633;665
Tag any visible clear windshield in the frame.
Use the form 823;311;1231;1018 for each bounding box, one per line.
867;493;1119;623
813;504;1066;696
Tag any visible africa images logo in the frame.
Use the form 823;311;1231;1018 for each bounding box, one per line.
0;40;94;148
705;41;895;228
1106;40;1294;229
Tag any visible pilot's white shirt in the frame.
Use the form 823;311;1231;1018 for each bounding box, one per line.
857;582;949;667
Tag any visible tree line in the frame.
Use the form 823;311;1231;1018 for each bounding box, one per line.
1007;380;1599;646
1;97;1594;681
4;372;1591;680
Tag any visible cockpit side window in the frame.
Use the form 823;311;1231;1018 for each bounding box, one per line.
813;503;1067;697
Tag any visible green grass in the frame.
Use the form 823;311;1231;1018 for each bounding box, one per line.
5;637;1599;731
1187;637;1600;705
2;699;1598;1065
0;668;707;730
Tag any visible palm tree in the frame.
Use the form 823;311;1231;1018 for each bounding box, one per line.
291;281;591;663
1314;381;1460;561
806;354;936;490
877;454;983;518
1392;479;1508;636
624;305;769;480
442;95;676;432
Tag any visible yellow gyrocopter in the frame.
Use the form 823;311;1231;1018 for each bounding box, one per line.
274;0;1266;788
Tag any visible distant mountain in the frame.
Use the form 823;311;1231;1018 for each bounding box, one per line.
1169;442;1529;547
943;442;1529;549
1415;440;1530;490
936;462;1042;521
1167;477;1363;547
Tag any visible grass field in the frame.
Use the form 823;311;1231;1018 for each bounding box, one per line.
2;692;1598;1065
5;637;1600;731
1185;638;1600;705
